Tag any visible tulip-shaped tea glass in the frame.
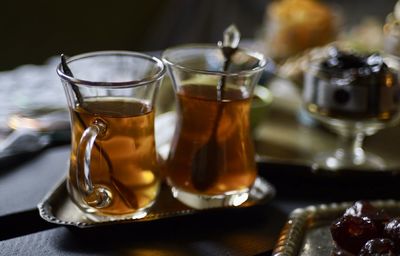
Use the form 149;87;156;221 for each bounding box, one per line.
57;51;165;221
303;48;400;171
162;45;267;209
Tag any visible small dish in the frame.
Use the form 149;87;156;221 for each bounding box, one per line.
38;176;275;228
272;200;400;256
254;77;400;173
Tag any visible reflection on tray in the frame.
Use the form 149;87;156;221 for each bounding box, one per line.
37;176;275;228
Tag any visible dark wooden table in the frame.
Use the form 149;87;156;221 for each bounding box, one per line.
1;143;400;256
0;145;285;256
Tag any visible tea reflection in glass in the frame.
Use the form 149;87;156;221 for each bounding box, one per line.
168;84;256;195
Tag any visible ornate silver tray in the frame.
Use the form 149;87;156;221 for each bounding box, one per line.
37;85;276;228
272;200;400;256
37;176;275;228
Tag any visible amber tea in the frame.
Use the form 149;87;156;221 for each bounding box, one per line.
162;42;266;208
58;51;165;220
68;98;160;216
166;84;257;195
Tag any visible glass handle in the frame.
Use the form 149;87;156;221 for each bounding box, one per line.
77;119;112;208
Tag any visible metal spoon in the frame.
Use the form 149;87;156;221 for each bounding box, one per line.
191;25;241;191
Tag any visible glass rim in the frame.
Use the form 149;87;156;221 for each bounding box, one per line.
162;44;269;77
56;50;166;88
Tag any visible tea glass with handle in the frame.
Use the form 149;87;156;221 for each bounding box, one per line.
57;51;165;221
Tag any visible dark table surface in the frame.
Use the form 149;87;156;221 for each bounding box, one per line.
1;144;400;256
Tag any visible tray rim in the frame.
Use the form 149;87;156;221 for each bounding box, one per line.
271;199;400;256
37;175;275;228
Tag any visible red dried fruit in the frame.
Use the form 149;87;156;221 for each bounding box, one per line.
384;218;400;247
358;238;396;256
330;215;379;254
344;201;376;217
345;201;389;222
344;201;389;235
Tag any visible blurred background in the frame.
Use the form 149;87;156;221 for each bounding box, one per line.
1;0;397;71
0;0;399;169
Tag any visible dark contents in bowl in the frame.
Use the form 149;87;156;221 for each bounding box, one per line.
320;47;389;79
304;46;400;121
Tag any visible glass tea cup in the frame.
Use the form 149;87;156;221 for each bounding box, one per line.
57;51;165;221
162;45;267;209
